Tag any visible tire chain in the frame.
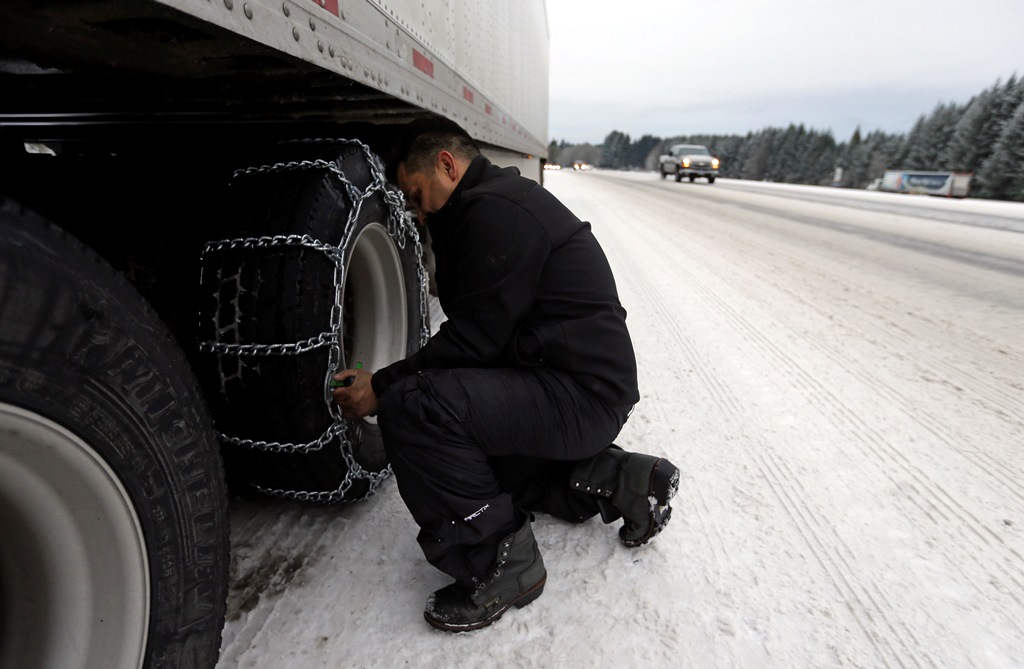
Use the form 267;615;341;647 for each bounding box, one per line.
197;139;430;504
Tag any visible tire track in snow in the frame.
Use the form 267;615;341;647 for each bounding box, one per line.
581;187;734;575
710;225;1024;508
701;197;1024;444
573;176;931;667
621;179;1024;619
638;196;1024;597
622;181;1024;614
596;174;1024;529
694;264;1024;614
617;240;928;669
623;173;1023;426
219;501;336;666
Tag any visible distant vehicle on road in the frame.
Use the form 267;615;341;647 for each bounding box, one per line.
876;171;972;198
659;144;720;183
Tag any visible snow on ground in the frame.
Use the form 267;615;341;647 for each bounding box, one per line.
217;171;1024;669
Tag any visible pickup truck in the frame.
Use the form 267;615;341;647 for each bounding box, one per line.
659;144;720;183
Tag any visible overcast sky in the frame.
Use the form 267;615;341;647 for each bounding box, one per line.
545;0;1024;145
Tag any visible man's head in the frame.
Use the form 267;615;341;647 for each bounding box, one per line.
386;117;481;223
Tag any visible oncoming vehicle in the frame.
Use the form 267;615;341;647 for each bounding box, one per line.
659;143;720;183
0;1;549;667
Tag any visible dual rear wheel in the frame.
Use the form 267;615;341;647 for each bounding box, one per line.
0;140;424;668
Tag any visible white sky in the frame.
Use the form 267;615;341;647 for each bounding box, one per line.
545;0;1024;144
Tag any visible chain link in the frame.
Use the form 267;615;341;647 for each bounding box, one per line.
198;138;429;503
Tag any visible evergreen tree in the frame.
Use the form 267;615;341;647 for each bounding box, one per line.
895;114;926;168
865;131;903;184
566;143;601;167
713;135;746;179
547;140;562;166
726;133;755;180
973;76;1023;172
975;99;1024;201
628;134;663;170
900;102;962;169
942;89;995;172
643;142;667;171
806;131;839;186
742;129;774;180
929;102;963;166
773;124;805;182
598;130;630;169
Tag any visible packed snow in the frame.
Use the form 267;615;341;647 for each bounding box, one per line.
217;172;1024;669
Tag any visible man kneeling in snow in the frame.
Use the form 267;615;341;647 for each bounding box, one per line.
332;117;679;631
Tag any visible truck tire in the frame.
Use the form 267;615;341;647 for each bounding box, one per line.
708;176;716;184
688;175;696;183
197;140;425;503
674;171;683;183
0;198;229;669
659;168;666;180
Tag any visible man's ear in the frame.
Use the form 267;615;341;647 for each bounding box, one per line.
436;151;460;184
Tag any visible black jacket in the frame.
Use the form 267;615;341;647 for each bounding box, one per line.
372;156;639;410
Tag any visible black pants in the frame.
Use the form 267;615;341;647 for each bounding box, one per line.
376;366;630;585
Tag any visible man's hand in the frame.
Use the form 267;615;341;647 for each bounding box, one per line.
331;368;378;418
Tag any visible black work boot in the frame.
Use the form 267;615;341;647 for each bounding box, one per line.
569;447;680;547
423;516;547;632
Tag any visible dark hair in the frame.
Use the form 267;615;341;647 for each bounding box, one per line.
385;116;481;184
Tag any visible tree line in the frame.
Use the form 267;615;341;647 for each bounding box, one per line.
547;75;1024;201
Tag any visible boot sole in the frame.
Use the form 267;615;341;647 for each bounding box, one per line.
424;576;547;633
621;459;680;548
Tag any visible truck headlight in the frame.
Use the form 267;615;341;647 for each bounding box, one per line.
711;158;720;168
682;158;691;167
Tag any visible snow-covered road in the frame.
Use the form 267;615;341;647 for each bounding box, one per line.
217;171;1024;668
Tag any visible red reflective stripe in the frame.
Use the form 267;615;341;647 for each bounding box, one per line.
485;103;492;115
309;0;339;17
463;87;474;103
413;49;434;78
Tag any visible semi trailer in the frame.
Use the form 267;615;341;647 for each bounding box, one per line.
876;170;972;198
0;1;549;667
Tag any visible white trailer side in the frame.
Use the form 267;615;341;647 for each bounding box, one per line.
151;0;549;178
